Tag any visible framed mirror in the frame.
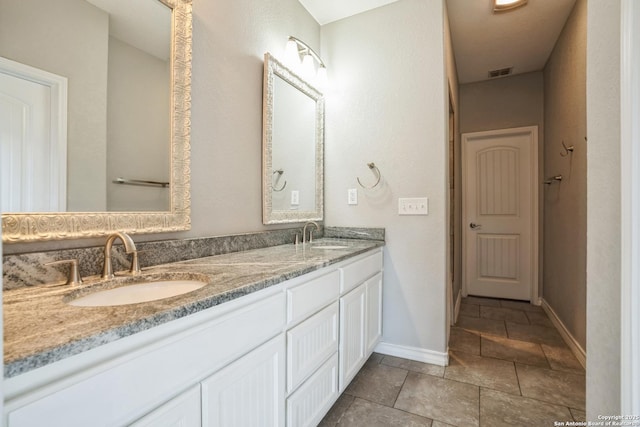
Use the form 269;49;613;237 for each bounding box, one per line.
0;0;192;243
262;52;324;224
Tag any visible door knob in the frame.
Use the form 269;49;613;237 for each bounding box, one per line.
469;222;482;230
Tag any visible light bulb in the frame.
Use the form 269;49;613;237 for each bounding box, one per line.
285;39;301;70
301;54;315;81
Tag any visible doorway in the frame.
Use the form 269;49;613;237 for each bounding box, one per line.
461;126;539;301
0;56;67;212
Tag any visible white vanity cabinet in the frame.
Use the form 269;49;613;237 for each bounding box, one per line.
3;247;383;427
284;248;384;425
4;288;286;427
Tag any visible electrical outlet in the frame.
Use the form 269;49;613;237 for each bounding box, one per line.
398;197;428;215
348;188;358;205
291;190;299;206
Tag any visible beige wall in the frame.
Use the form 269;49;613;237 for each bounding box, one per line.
107;37;170;212
543;0;587;349
459;71;545;299
322;0;449;355
0;0;109;211
587;0;622;418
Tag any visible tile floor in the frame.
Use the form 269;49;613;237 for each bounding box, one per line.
319;296;586;427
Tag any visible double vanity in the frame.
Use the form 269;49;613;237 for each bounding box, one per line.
3;235;384;427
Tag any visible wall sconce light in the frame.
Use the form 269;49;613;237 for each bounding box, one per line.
493;0;527;12
284;36;327;89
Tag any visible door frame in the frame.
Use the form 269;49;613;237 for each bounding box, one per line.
461;126;539;303
620;0;640;414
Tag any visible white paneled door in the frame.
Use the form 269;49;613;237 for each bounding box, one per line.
0;57;67;212
463;126;538;301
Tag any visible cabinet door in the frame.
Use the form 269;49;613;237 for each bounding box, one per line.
287;302;339;394
201;335;285;427
366;272;383;354
130;386;201;427
338;284;366;392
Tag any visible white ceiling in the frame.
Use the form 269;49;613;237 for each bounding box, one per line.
298;0;399;25
447;0;577;83
298;0;577;84
86;0;171;61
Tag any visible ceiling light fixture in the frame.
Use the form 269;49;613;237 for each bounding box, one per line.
284;36;327;89
493;0;528;12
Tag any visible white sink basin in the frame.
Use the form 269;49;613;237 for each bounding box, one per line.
69;279;207;307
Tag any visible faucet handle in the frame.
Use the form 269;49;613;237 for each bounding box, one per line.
129;251;142;276
45;259;83;286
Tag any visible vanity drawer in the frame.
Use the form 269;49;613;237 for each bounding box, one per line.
340;249;383;294
286;353;339;427
286;270;340;326
287;302;339;393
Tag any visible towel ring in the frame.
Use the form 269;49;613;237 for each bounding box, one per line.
357;162;381;189
272;169;287;192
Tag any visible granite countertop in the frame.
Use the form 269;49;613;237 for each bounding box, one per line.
3;238;383;378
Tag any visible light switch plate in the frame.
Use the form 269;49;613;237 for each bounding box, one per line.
398;197;428;215
348;188;358;205
291;190;300;206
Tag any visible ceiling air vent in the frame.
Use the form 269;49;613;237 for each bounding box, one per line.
488;67;513;78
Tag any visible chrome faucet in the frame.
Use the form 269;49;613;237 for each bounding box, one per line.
302;221;320;244
101;232;140;279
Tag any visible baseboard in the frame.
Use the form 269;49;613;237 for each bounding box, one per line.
374;342;449;366
540;298;586;369
454;290;462;324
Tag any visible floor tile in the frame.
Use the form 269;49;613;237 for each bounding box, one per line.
456;315;508;337
318;394;355;426
366;352;384;366
395;372;480;427
541;344;585;373
445;351;520;395
459;303;479;318
480;305;529;324
480;387;573;427
506;321;565;346
500;299;543;312
431;421;456;427
525;310;554;328
344;361;408;407
462;296;501;307
381;355;445;378
516;363;586;410
481;335;549;367
570;408;586;422
449;326;480;355
337;398;433;427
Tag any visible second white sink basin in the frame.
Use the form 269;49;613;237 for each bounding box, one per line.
69;279;208;307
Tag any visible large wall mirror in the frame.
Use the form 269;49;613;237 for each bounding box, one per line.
0;0;192;242
262;53;324;224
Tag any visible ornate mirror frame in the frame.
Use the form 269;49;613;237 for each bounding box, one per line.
1;0;192;243
262;52;324;224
